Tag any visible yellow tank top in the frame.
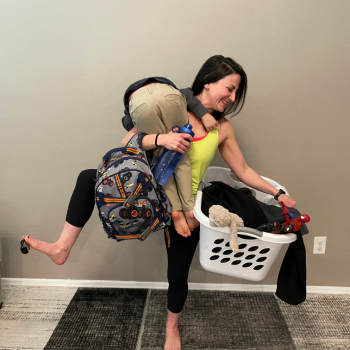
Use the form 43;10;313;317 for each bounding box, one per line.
189;129;219;197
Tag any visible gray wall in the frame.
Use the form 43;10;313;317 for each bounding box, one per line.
1;0;349;287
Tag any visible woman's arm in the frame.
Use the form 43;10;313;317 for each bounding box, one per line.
218;119;297;207
121;127;192;154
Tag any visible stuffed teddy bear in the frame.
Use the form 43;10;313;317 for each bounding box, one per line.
209;205;244;252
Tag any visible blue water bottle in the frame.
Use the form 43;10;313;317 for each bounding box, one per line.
152;124;195;186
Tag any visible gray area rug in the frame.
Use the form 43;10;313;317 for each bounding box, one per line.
44;288;148;350
141;290;296;350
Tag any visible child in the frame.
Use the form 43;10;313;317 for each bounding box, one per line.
122;77;217;236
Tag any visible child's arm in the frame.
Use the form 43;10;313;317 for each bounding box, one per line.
180;87;218;132
201;113;218;131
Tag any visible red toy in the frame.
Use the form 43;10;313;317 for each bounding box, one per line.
278;201;310;233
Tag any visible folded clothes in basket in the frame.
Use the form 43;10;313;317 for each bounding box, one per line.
201;181;309;235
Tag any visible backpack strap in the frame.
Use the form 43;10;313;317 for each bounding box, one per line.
101;133;147;166
138;210;168;241
125;133;146;151
123;172;150;206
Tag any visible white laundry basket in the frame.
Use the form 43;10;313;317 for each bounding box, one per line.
193;167;297;282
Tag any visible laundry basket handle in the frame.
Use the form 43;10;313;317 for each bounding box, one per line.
198;181;205;192
237;227;263;238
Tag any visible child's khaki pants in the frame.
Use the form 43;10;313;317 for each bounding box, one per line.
129;83;194;212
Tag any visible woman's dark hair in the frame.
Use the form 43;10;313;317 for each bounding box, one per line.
191;55;247;118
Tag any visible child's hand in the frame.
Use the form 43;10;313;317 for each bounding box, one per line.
201;113;217;132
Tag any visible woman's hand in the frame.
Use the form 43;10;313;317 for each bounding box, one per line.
201;113;218;132
157;130;192;154
278;194;296;208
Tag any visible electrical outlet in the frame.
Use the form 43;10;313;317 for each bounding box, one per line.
313;237;327;254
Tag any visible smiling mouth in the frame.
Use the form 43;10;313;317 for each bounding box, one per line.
222;99;228;106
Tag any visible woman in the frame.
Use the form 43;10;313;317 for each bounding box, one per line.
122;55;296;350
23;55;296;349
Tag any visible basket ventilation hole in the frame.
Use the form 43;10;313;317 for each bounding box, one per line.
231;260;241;265
254;265;264;270
248;246;259;252
212;247;222;253
260;248;271;254
242;263;253;268
245;255;256;260
223;250;233;255
234;252;244;258
210;255;220;260
239;244;247;249
220;258;230;263
225;242;230;247
214;239;224;244
257;257;267;262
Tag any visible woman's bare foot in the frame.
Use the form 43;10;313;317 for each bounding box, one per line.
171;211;191;237
184;210;200;231
22;221;82;265
22;236;70;265
164;325;181;350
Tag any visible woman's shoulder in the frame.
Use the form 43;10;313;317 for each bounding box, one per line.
218;117;233;132
218;117;230;124
218;117;235;144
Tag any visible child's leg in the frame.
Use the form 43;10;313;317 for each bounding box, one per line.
171;152;199;230
155;86;199;230
162;175;191;237
23;169;96;264
162;153;198;232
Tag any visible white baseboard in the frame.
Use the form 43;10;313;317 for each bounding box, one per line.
2;278;350;295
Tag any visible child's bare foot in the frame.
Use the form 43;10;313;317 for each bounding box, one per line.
171;211;191;237
164;325;181;350
22;235;70;265
184;210;200;231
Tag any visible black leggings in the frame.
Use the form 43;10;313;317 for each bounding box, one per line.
66;169;198;313
66;169;96;227
165;223;200;313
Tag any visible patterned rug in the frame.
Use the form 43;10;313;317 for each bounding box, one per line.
0;286;349;350
0;286;77;350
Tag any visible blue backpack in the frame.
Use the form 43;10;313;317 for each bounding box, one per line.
95;133;171;242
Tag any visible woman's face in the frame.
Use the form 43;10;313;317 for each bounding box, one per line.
205;73;241;113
